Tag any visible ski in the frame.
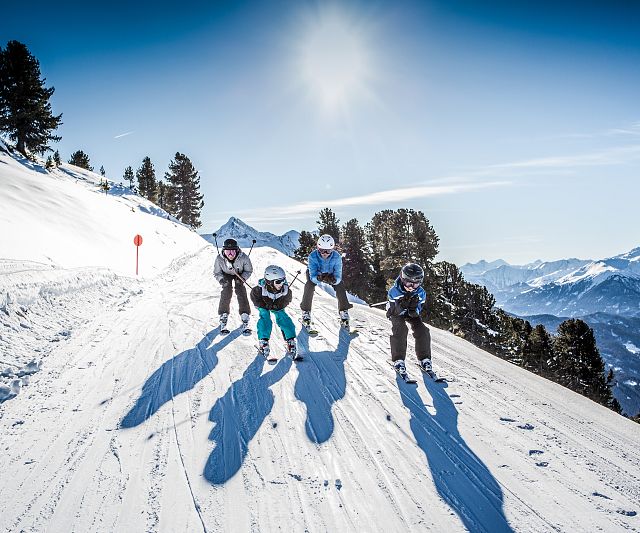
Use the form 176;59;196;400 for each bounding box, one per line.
415;363;447;382
387;361;417;384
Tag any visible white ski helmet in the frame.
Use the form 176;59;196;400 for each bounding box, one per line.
264;265;286;282
317;234;335;250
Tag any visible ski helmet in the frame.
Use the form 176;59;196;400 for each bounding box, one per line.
264;265;286;282
400;263;424;284
222;238;239;251
317;234;335;250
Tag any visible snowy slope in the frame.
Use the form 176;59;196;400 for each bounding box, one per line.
1;146;639;532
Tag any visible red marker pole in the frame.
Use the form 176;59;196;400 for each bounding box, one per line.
133;234;143;275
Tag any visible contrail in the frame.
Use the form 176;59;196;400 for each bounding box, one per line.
114;131;134;139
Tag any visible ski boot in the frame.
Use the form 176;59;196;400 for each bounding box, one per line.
241;312;251;336
301;311;312;328
286;337;302;361
219;313;229;335
391;359;416;384
339;310;350;328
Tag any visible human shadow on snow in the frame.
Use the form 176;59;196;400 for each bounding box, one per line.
204;353;292;484
120;327;237;428
294;328;353;444
396;376;515;532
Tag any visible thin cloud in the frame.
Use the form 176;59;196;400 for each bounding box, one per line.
239;180;510;219
486;144;640;171
114;131;135;139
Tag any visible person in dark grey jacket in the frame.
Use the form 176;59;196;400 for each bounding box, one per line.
214;238;253;332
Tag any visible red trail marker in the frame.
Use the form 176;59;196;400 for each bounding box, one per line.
133;234;143;275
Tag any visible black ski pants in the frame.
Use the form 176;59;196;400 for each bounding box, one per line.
217;274;251;315
390;315;431;362
300;269;352;312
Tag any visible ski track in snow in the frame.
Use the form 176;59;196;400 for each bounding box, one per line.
1;247;639;532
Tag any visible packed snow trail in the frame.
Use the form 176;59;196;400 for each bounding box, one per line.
1;246;639;532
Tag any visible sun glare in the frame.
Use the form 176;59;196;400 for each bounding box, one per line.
295;7;374;115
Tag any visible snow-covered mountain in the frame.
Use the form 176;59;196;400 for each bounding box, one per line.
1;143;639;532
463;250;640;415
201;217;300;256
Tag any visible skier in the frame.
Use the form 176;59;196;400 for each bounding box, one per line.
387;263;433;378
214;238;253;334
250;265;298;359
300;234;352;329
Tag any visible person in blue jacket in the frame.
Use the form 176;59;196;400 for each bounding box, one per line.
387;263;432;375
300;234;352;326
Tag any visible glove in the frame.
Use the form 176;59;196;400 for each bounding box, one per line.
317;273;328;283
407;309;419;318
326;274;337;285
219;278;230;288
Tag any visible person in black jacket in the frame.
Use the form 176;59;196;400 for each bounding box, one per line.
250;265;296;358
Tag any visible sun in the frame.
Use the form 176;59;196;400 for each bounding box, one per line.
294;6;375;115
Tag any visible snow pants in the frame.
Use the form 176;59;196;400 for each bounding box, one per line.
257;308;296;341
300;270;352;312
389;315;432;362
217;274;250;315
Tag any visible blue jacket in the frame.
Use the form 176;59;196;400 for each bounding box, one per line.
387;277;426;317
307;250;343;285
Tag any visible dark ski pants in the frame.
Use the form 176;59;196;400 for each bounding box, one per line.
217;274;250;315
300;270;352;312
390;315;432;362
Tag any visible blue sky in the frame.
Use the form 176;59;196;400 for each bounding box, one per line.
2;0;639;264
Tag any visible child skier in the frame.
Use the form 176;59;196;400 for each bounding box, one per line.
214;238;253;334
250;265;298;359
300;234;352;329
387;263;433;378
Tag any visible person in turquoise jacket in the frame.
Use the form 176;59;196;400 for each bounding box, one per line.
250;265;297;358
300;234;352;327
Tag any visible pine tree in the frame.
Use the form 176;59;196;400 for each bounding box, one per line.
68;150;93;170
0;41;62;156
164;152;203;228
294;231;316;262
123;166;134;190
136;156;157;202
53;149;61;166
45;155;54;170
522;324;554;377
553;319;619;411
100;165;106;176
317;208;340;242
340;219;370;299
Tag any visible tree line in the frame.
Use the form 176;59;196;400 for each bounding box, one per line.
297;208;624;417
0;40;204;229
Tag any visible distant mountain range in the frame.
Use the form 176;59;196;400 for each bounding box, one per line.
461;247;640;415
201;217;300;257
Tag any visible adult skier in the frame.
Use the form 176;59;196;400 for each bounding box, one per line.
387;263;433;379
300;234;352;328
214;238;253;334
250;265;298;359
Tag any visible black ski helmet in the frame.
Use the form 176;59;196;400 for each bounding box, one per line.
222;238;239;251
400;263;424;284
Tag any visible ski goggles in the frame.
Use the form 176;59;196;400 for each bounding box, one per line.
271;278;286;286
402;279;422;289
318;249;332;256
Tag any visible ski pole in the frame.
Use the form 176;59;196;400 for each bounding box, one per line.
233;271;254;290
369;300;387;308
212;232;220;254
289;269;302;286
247;239;257;256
